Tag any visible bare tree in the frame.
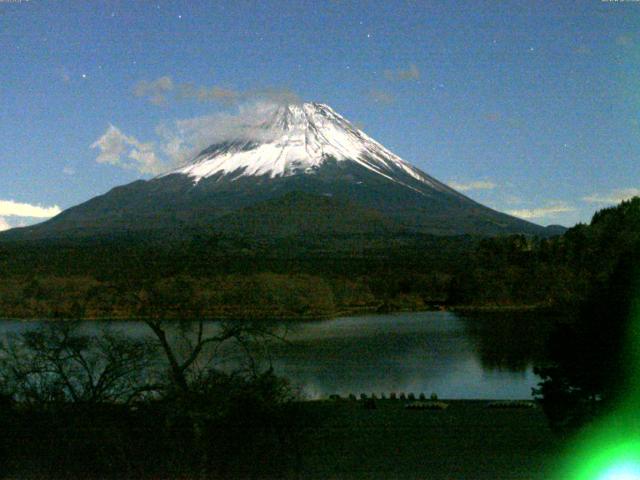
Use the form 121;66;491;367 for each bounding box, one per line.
129;277;287;394
0;321;156;404
144;317;286;395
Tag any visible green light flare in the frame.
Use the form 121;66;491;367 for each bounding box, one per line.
598;462;640;480
558;287;640;479
560;429;640;480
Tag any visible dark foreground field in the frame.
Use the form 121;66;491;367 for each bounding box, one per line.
1;398;565;479
298;399;563;480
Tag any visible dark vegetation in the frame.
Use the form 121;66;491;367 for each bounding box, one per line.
0;319;317;479
461;310;557;371
532;198;640;432
0;320;560;479
1;196;639;470
0;232;472;319
1;199;638;320
534;259;640;432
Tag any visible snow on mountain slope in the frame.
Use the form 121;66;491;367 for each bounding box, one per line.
0;102;551;240
167;103;451;195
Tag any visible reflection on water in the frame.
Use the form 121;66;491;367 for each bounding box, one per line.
0;311;554;400
264;311;553;399
460;311;556;373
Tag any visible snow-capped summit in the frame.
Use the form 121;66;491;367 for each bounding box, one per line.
168;102;453;196
4;102;551;239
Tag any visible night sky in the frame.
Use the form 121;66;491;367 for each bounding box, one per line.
2;0;639;229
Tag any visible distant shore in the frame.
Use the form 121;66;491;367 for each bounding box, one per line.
0;302;560;323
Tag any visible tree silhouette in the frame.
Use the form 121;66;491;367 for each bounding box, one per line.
534;246;640;431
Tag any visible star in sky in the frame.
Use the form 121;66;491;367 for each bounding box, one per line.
1;0;636;229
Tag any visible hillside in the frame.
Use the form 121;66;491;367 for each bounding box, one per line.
2;103;548;240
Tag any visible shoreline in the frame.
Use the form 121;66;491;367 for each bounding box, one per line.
0;303;559;323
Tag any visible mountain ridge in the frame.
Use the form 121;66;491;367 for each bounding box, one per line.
2;102;556;240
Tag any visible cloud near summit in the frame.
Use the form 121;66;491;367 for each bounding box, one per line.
92;101;299;175
91;125;167;175
95;77;305;174
133;75;299;107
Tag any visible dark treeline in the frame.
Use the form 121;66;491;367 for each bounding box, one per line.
0;318;317;479
2;199;640;319
533;251;640;433
529;198;640;431
445;198;640;433
452;197;640;308
0;233;472;319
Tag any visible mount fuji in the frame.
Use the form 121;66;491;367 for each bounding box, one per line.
5;103;552;240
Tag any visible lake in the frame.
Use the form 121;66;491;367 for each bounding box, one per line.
0;311;554;400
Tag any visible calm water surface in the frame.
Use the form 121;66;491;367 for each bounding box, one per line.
0;311;552;400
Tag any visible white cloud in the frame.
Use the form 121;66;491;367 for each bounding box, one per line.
133;75;297;107
91;124;167;175
384;64;420;81
176;83;239;104
507;203;575;220
133;76;174;106
0;217;11;232
249;88;300;105
158;102;289;165
63;166;76;175
0;200;62;218
582;188;640;205
92;102;295;175
448;180;497;192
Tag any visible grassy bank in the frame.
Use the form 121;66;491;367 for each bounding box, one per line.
0;397;566;479
299;399;563;479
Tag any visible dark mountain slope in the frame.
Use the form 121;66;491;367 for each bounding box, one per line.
2;102;550;240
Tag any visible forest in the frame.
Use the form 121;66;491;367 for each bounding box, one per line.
0;199;639;477
1;198;639;321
